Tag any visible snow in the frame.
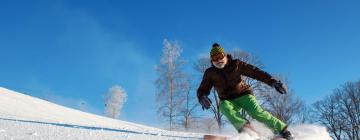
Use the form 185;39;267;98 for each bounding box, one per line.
228;122;333;140
0;87;333;140
0;87;202;140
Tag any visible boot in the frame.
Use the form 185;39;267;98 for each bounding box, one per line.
280;127;294;140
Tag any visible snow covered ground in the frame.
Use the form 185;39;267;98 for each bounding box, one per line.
0;87;333;140
0;87;203;140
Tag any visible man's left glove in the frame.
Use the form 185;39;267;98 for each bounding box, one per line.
198;96;212;110
272;80;288;94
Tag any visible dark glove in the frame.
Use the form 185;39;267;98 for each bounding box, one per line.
272;80;287;94
198;96;212;110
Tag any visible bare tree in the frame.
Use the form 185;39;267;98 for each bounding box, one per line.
312;93;345;140
104;85;128;119
312;80;360;140
230;49;307;125
200;118;218;133
194;55;226;132
258;78;305;124
228;49;271;120
178;77;200;131
228;48;265;92
155;39;188;130
296;104;312;124
335;82;360;140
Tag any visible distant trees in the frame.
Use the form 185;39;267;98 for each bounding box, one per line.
311;81;360;140
79;101;87;112
104;85;128;119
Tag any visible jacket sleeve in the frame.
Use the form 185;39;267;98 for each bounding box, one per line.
237;60;276;87
197;69;213;98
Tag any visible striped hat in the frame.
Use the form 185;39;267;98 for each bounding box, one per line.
210;43;225;57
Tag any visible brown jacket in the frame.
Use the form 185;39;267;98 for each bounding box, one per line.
197;54;276;100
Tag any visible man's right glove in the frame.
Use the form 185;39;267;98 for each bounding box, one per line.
272;80;288;94
198;96;212;110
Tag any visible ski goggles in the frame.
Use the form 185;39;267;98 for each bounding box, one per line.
211;53;225;62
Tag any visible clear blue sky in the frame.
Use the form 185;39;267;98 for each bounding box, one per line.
1;0;360;127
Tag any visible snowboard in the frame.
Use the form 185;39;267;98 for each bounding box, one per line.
203;134;287;140
269;137;286;140
204;134;227;140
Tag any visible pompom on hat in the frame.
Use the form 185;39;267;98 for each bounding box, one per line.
210;43;225;57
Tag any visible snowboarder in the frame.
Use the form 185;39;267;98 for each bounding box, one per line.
197;43;294;140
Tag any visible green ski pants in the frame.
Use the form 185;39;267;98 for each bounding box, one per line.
220;94;286;133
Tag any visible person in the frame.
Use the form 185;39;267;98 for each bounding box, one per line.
197;43;294;140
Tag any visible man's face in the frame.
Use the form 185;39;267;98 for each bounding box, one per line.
211;53;227;69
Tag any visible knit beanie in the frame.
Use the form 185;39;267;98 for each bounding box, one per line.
210;43;225;57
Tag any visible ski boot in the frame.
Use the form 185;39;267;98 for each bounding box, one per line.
280;129;294;140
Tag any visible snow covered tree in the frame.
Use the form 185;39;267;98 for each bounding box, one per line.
104;85;127;119
155;39;188;130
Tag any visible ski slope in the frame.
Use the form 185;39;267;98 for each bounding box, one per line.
0;87;203;140
0;87;333;140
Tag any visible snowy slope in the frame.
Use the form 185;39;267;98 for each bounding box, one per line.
0;87;203;140
0;87;333;140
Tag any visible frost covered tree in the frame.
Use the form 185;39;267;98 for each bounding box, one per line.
178;77;199;131
155;39;188;130
104;85;127;119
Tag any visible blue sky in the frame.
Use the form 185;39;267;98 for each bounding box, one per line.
1;0;360;127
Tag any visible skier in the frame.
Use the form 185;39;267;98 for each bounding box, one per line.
197;43;294;140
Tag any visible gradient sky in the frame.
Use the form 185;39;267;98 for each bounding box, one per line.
1;0;360;128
